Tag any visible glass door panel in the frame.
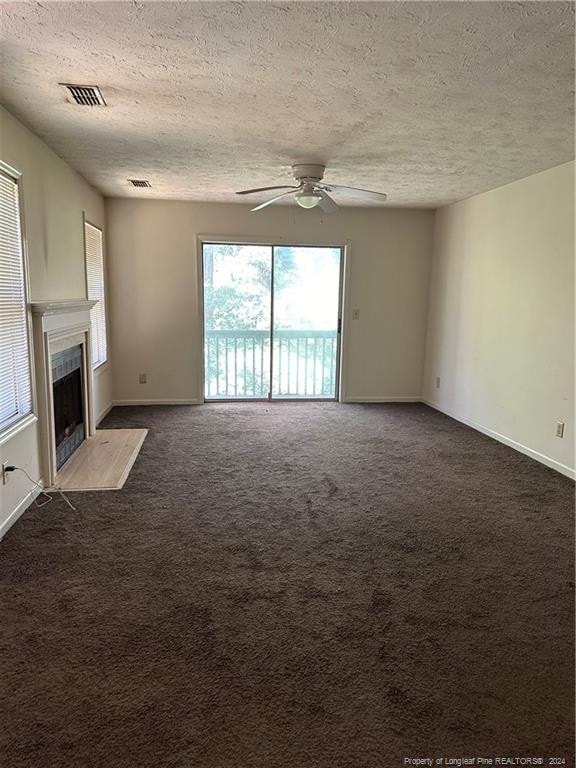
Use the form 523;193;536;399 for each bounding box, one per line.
203;244;271;399
271;246;341;399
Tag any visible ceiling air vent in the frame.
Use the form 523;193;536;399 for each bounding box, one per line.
128;179;152;188
60;83;106;106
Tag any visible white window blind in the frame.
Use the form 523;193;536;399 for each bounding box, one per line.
0;168;32;434
85;222;107;368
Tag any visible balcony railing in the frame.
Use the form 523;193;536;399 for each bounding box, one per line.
205;329;338;399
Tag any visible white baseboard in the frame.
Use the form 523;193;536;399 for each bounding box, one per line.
116;396;420;406
0;484;43;540
113;399;202;406
342;396;422;403
96;402;114;425
422;399;575;480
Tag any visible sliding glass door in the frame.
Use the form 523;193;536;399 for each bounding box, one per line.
202;243;342;401
203;244;271;399
272;246;341;398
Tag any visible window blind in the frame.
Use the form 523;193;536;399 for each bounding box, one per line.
85;222;107;368
0;168;32;433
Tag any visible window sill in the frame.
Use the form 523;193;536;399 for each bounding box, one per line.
0;413;38;447
93;361;110;376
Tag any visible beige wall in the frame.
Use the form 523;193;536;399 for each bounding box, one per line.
105;199;434;404
0;106;111;531
423;162;575;477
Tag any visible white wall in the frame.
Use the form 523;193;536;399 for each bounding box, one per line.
105;199;434;404
423;162;574;478
0;106;111;532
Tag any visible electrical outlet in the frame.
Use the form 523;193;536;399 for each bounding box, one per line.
2;462;10;485
435;376;441;389
556;421;565;438
352;309;360;320
139;373;147;384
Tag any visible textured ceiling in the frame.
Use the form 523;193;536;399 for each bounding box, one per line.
0;1;574;207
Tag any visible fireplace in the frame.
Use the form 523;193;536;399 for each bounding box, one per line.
31;299;96;488
52;345;85;469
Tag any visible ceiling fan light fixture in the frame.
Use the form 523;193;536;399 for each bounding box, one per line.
237;164;387;213
295;190;321;209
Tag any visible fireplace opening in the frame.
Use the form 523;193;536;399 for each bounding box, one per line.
52;345;85;469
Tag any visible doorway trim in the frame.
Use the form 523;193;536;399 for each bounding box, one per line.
195;235;351;403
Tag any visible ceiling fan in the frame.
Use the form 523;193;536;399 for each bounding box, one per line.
236;164;388;213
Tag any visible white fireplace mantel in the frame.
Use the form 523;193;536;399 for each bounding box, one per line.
31;299;97;317
30;299;97;488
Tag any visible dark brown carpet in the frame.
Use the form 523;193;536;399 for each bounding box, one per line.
1;403;574;766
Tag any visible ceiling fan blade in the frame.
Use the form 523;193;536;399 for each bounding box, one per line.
237;185;300;196
250;188;297;212
317;189;339;214
320;183;387;202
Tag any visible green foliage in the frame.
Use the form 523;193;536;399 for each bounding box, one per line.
204;285;266;329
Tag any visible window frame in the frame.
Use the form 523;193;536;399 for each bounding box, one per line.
83;215;109;371
0;159;36;444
